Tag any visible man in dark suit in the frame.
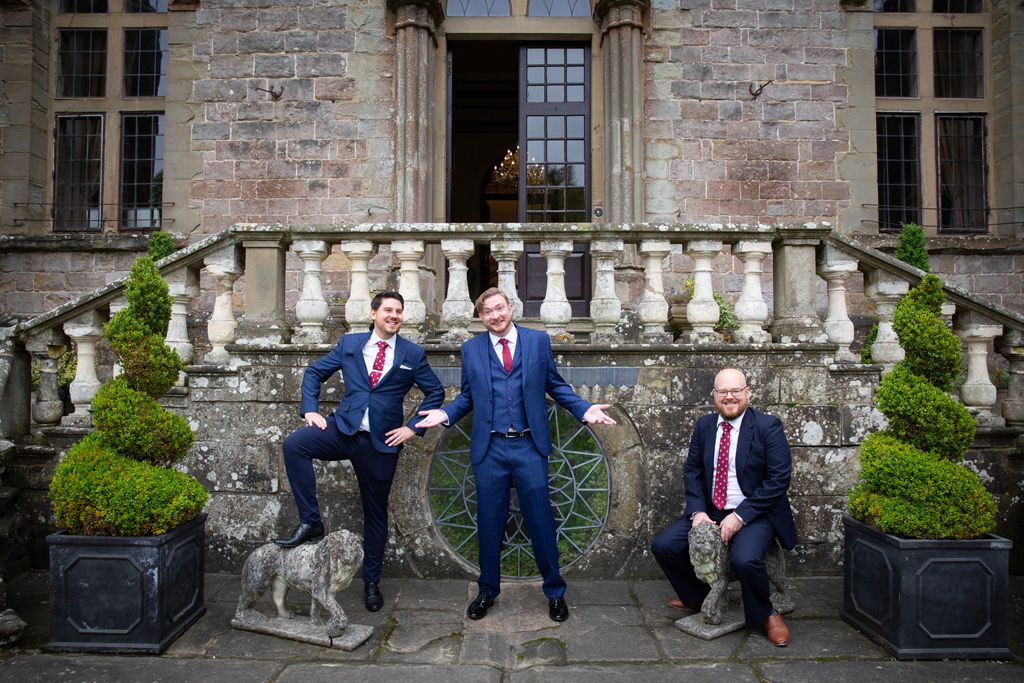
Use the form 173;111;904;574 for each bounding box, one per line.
276;290;444;612
416;287;616;623
651;368;796;646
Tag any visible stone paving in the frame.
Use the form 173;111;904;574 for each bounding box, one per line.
0;572;1021;681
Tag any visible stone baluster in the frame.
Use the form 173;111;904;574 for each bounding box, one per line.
340;241;375;332
0;326;31;439
204;246;242;365
492;240;524;319
237;234;288;345
108;296;128;377
996;329;1024;428
863;270;908;372
25;330;67;427
440;239;475;343
590;239;624;343
539;241;574;341
686;240;723;343
165;267;200;383
292;240;331;344
770;231;827;343
638;240;672;342
392;240;426;342
62;311;105;425
957;322;1005;427
733;240;772;344
815;245;858;361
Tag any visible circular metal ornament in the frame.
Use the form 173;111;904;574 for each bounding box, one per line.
428;404;610;578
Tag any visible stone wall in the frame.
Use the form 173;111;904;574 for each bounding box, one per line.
13;345;1020;579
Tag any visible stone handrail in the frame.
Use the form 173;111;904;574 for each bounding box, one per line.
3;221;1022;437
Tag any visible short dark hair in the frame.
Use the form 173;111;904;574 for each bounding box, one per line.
474;287;510;314
371;290;404;311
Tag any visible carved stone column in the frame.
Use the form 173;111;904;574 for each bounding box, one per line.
26;330;67;427
0;326;31;440
733;241;772;344
392;240;426;342
388;0;443;222
165;267;200;376
237;235;288;344
492;239;524;319
816;246;858;361
540;240;574;341
863;269;908;372
591;239;624;343
958;323;1004;427
996;329;1024;427
686;240;723;343
638;240;672;342
595;0;647;223
292;240;331;344
770;235;826;343
340;241;376;332
440;239;475;343
204;246;242;365
62;311;105;425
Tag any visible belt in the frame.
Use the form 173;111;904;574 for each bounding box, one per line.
492;429;531;438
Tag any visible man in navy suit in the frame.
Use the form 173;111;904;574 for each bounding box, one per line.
416;287;616;622
276;291;444;612
651;368;795;646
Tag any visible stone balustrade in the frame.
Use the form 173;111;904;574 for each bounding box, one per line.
3;222;1024;437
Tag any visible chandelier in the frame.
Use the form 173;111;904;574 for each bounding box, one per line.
488;145;546;193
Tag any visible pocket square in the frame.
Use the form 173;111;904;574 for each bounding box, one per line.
399;364;413;370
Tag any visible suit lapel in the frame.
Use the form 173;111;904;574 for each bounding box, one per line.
474;333;493;395
704;416;718;488
734;408;755;484
351;331;373;387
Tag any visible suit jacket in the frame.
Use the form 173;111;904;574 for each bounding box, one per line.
683;407;797;550
443;325;590;465
299;332;444;454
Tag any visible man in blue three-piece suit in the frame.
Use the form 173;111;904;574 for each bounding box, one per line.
651;368;796;646
276;291;444;613
416;287;617;623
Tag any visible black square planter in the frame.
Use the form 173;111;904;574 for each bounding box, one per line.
47;512;207;654
841;514;1011;660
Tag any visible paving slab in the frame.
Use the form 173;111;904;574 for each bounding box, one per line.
566;580;635;605
757;659;1024;683
508;662;760;682
391;579;474;611
376;633;462;664
0;654;282;683
561;625;660;663
651;622;748;660
276;662;501;682
737;618;887;660
783;576;842;618
165;599;237;655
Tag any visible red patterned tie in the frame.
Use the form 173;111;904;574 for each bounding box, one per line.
712;422;731;510
499;338;512;374
369;340;388;388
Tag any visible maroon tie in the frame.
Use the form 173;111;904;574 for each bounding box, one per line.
499;338;512;374
712;422;731;510
369;340;388;388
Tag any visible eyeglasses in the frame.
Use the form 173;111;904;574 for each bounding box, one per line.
712;388;748;397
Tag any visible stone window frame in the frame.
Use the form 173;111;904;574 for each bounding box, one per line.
431;1;602;221
50;0;168;233
873;2;993;235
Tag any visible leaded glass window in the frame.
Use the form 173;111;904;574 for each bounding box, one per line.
125;0;169;12
54;115;104;232
933;29;983;98
937;115;987;233
875;29;917;97
876;114;921;232
120;113;165;230
57;30;107;98
527;0;591;17
933;0;982;12
59;0;108;12
446;0;510;16
124;28;168;97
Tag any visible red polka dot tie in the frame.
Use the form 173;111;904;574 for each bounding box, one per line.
369;340;388;388
499;338;512;374
712;422;731;510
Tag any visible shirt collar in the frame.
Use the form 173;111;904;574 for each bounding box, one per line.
489;324;518;348
718;409;747;431
369;332;394;348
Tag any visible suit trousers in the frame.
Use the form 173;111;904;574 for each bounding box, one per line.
282;415;398;584
651;507;778;627
473;433;566;599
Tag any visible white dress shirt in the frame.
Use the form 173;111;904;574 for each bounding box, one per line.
359;332;395;432
488;323;519;366
713;409;748;516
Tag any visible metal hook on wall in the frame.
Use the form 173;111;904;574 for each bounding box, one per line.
749;80;773;100
253;84;283;100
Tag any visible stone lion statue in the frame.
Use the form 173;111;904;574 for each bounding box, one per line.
235;529;363;637
688;520;791;625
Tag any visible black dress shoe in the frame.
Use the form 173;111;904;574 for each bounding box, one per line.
364;582;383;612
274;522;325;548
466;592;495;620
548;597;569;622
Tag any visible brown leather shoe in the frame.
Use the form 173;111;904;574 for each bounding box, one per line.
764;612;790;647
667;598;701;611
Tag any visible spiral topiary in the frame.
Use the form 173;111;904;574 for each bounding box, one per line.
849;273;996;539
50;238;206;536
